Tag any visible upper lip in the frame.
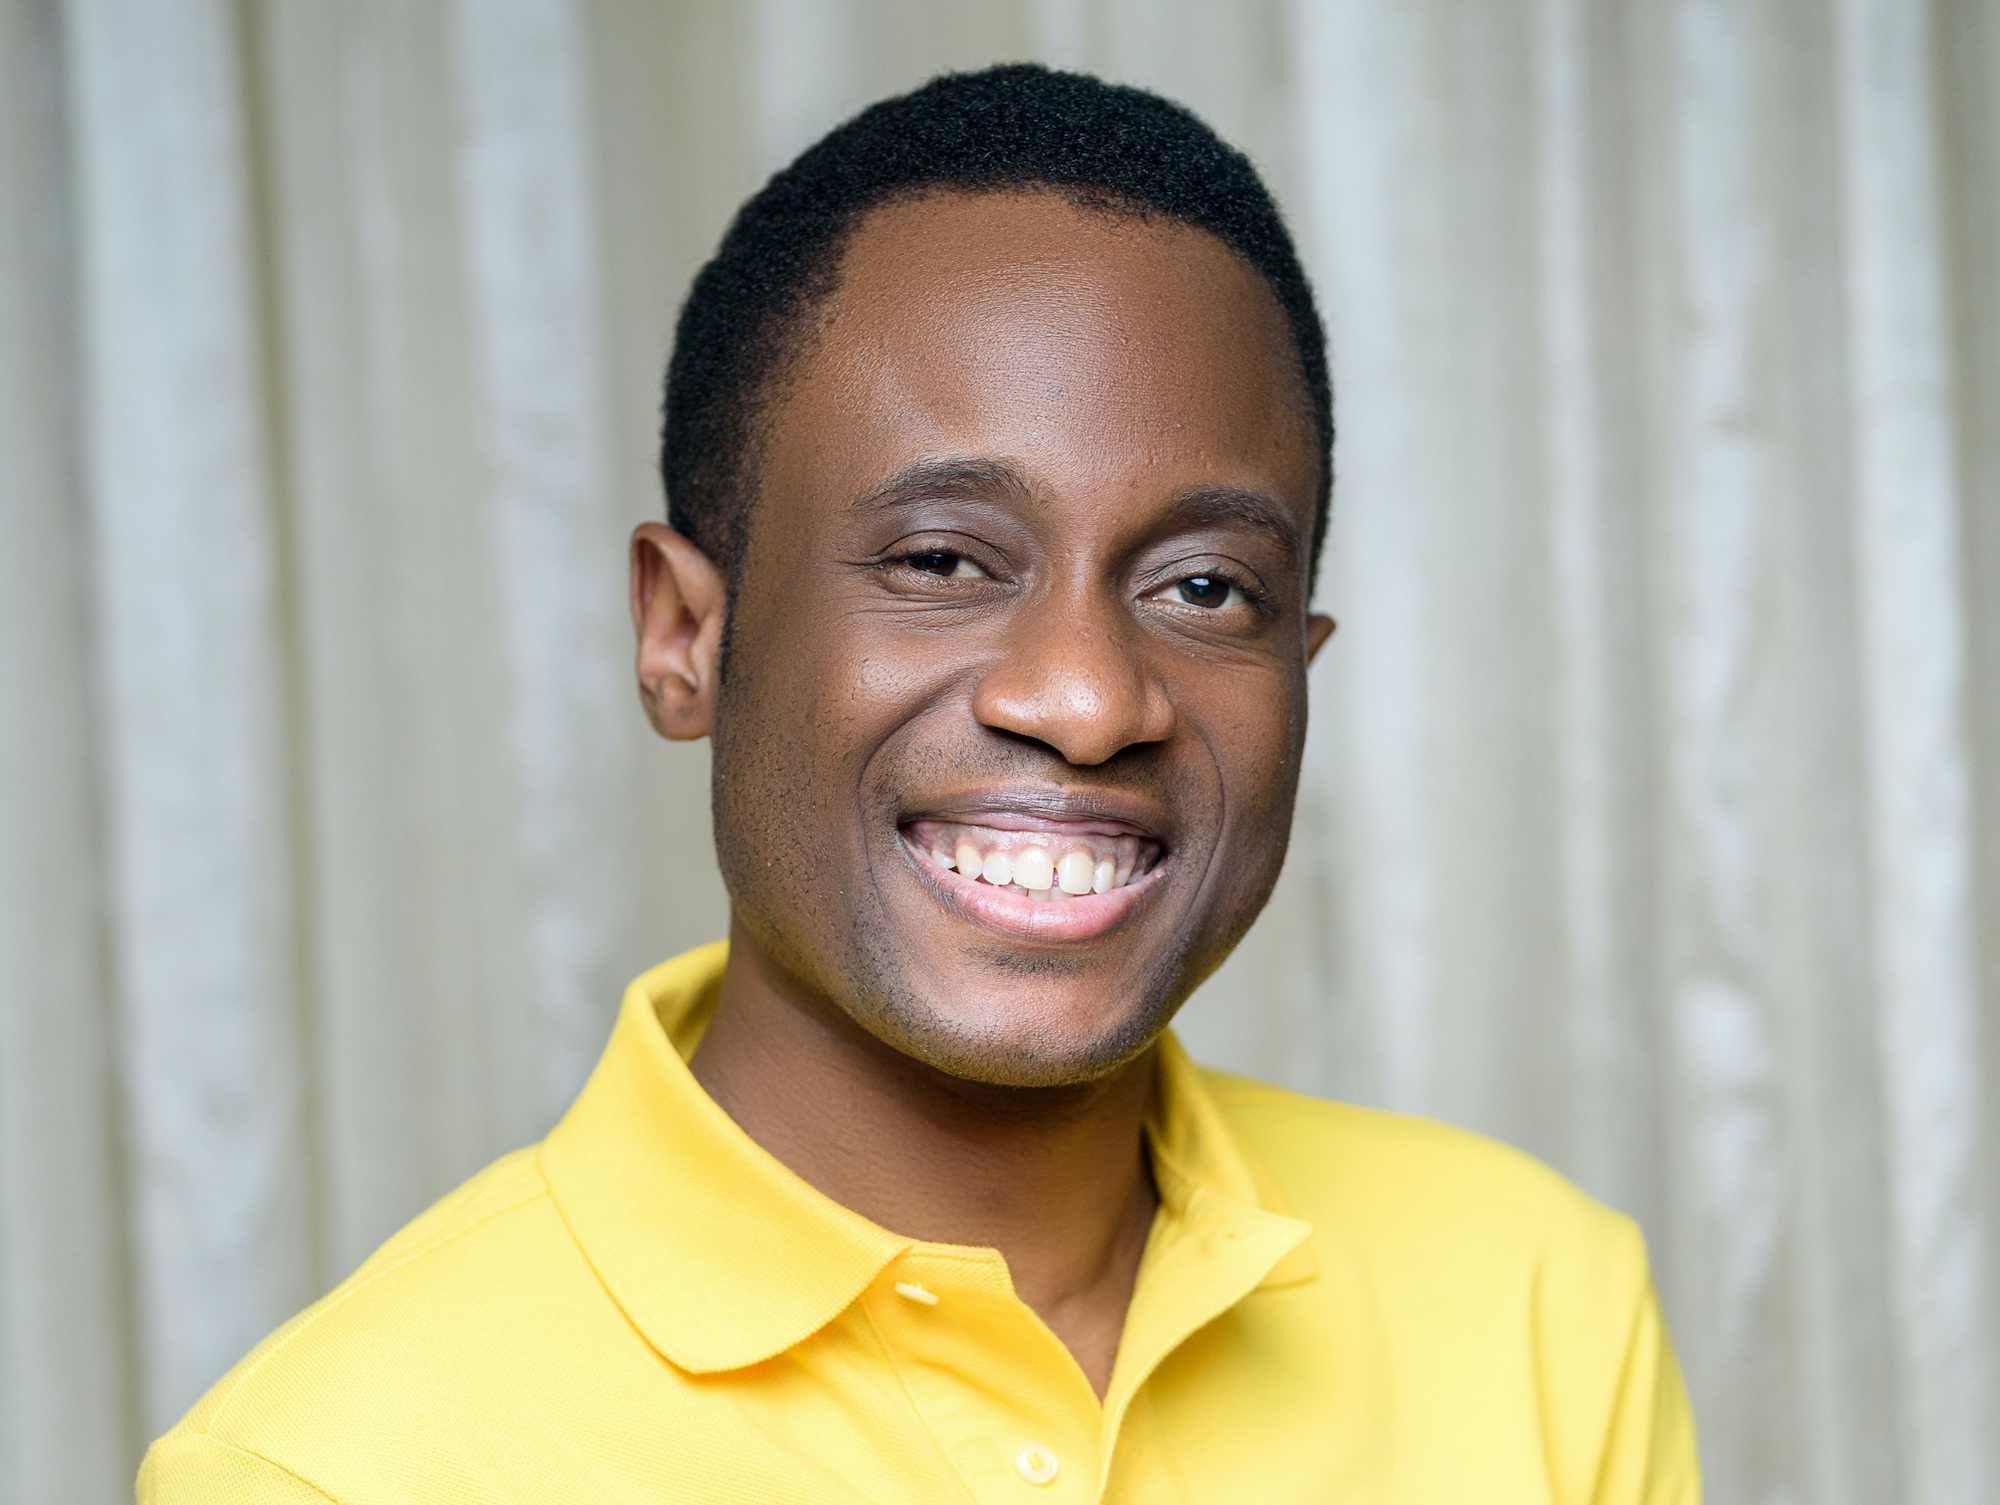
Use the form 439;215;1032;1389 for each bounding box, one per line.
897;786;1168;843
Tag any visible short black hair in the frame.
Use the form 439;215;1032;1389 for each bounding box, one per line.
661;63;1332;588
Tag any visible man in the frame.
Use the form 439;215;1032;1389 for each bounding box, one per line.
142;65;1698;1503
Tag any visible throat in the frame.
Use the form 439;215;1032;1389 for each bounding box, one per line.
1000;1141;1159;1399
690;929;1162;1397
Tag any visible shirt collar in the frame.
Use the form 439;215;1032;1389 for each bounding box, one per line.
541;941;1314;1376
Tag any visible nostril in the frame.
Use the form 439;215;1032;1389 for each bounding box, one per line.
971;651;1173;766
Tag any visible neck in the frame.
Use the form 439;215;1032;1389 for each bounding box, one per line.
689;921;1159;1397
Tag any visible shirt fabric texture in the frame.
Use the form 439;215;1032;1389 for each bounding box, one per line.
140;940;1701;1503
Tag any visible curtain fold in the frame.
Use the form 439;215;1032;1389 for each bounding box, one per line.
2;1;1994;1499
0;4;134;1495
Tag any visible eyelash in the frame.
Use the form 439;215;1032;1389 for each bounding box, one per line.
889;548;989;581
883;548;1272;616
1149;567;1272;615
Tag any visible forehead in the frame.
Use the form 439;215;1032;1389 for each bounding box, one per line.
762;190;1317;520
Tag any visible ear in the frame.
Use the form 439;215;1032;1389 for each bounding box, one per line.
1306;613;1337;664
631;522;727;740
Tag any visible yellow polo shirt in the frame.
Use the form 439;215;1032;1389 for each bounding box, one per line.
141;941;1699;1503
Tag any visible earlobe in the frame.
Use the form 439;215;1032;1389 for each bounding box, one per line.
631;522;727;740
1306;613;1336;664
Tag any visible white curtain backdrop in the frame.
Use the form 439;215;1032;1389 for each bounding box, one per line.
3;1;1996;1500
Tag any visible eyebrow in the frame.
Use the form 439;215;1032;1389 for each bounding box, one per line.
851;457;1037;513
1159;486;1304;561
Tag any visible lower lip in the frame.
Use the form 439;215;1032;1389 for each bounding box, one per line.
902;840;1161;943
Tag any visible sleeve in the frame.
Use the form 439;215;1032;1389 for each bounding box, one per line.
1589;1279;1702;1505
139;1432;340;1505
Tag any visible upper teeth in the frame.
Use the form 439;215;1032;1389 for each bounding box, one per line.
908;821;1154;898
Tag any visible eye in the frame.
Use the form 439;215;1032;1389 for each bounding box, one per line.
901;550;988;579
1168;574;1245;609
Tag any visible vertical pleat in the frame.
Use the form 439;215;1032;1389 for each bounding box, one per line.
61;0;314;1432
0;2;135;1498
1833;0;1991;1496
447;0;642;1133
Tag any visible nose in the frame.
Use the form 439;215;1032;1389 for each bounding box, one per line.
971;590;1175;765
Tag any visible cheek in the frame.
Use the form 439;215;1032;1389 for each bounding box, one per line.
713;602;945;868
709;598;847;907
848;638;951;721
1205;662;1310;858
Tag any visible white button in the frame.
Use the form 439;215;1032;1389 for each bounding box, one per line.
1015;1443;1059;1485
893;1281;939;1306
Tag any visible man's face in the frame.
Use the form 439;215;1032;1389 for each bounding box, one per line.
708;190;1325;1087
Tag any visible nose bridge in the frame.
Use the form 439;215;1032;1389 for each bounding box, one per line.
972;571;1173;765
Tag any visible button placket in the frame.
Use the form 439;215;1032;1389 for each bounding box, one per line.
867;1252;1100;1502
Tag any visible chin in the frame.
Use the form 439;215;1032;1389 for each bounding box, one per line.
841;958;1186;1088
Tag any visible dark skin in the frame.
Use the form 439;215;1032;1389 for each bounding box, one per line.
631;191;1333;1397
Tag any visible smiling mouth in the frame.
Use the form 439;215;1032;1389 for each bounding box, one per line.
903;818;1161;897
898;816;1166;942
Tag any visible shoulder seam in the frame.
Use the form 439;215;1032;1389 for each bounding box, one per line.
360;1157;547;1273
203;1181;550;1430
1206;1082;1307;1101
1195;1069;1327;1103
173;1433;342;1503
1201;1081;1355;1118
